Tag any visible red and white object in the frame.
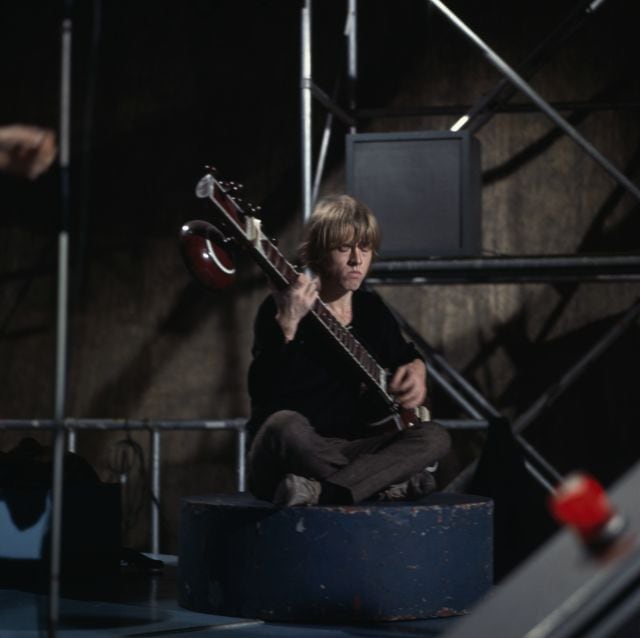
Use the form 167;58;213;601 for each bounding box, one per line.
549;472;626;552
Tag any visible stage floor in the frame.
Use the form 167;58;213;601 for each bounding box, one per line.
0;555;460;637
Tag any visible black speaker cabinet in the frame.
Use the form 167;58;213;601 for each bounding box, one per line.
346;131;482;259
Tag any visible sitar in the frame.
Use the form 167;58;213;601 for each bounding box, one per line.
180;169;424;431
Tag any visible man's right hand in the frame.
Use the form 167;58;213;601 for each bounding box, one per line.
273;273;320;342
0;125;57;179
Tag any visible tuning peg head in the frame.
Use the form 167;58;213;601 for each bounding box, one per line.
204;165;218;174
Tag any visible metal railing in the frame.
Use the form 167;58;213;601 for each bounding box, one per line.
0;417;247;556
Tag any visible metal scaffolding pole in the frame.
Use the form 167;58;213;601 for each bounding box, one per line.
303;1;357;208
313;0;358;202
368;254;640;284
450;0;610;134
513;298;640;435
445;298;640;492
150;429;161;556
49;6;73;635
301;0;313;222
347;0;357;135
359;99;640;120
312;80;338;205
428;0;640;204
235;426;248;492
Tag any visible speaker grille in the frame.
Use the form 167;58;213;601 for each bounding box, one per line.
346;131;482;259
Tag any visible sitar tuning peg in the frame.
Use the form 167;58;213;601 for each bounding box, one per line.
247;203;263;217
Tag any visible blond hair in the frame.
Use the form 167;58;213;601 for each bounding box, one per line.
299;194;380;275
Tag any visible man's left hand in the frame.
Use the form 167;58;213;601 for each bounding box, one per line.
389;358;427;409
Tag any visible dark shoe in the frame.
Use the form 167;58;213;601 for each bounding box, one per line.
273;473;322;507
406;468;437;499
377;480;410;501
377;467;437;502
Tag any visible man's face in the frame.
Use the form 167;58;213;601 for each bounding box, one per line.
322;240;372;293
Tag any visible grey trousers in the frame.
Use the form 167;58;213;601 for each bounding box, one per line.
247;410;451;504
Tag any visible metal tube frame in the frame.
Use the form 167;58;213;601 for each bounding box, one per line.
392;279;632;492
428;0;640;203
297;2;640;495
49;10;73;636
0;418;247;556
450;0;611;134
359;99;640;120
150;429;161;556
301;0;313;221
512;298;640;435
367;254;640;285
383;294;564;490
312;3;358;206
444;298;640;492
312;83;337;204
301;0;358;215
296;2;563;490
346;0;357;135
